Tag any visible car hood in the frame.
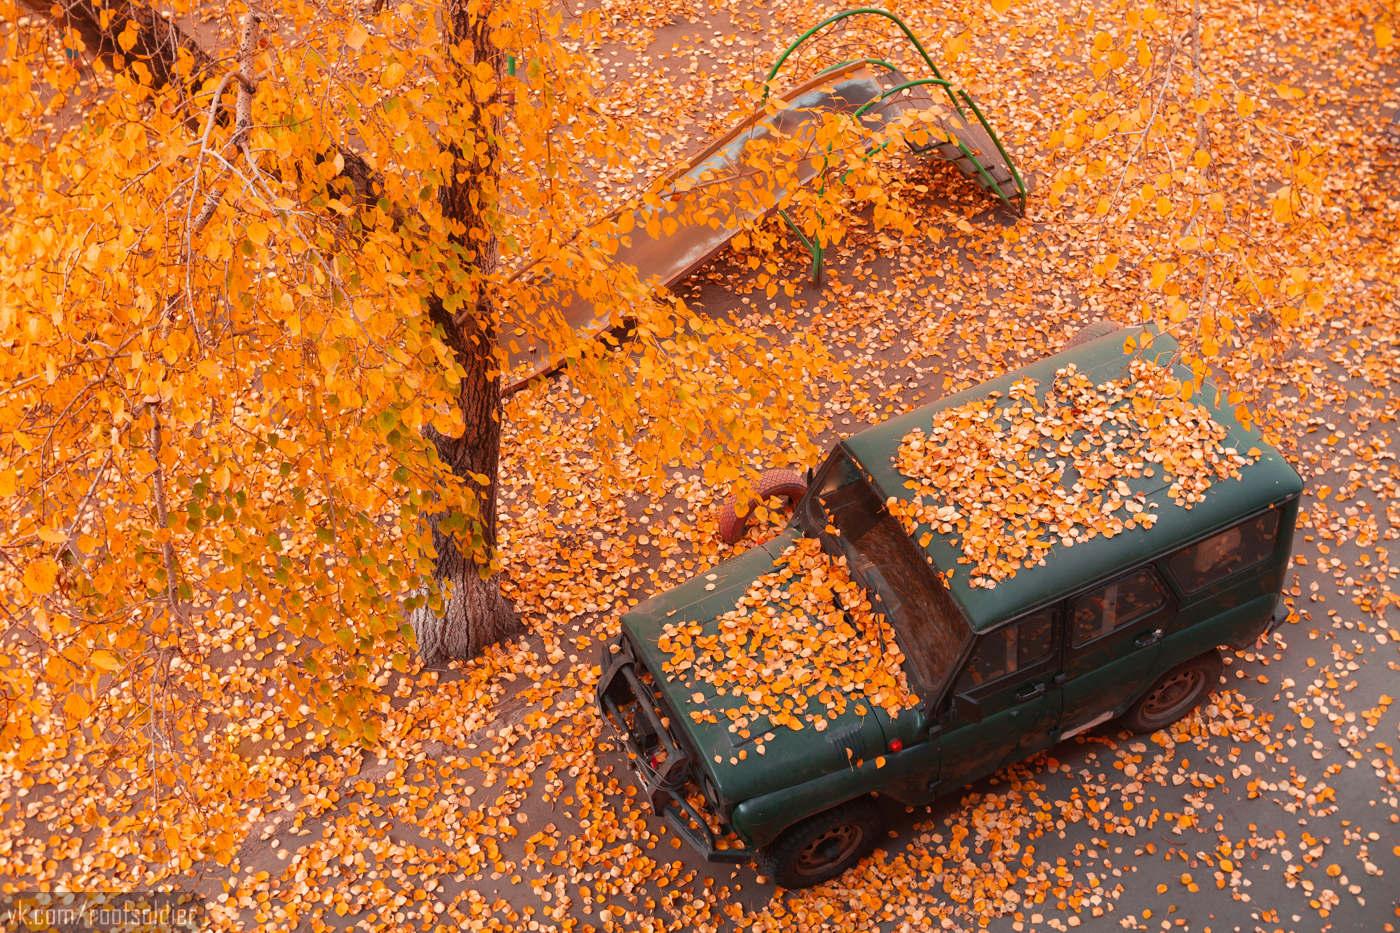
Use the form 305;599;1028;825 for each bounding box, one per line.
620;524;894;804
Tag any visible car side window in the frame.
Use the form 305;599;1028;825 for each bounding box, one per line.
1167;510;1281;593
1071;569;1167;647
953;610;1054;694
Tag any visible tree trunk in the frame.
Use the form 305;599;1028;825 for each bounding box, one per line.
17;0;213;90
406;0;520;665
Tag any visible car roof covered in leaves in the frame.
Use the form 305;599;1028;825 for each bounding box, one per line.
843;326;1305;632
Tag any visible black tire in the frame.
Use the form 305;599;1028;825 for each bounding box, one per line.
756;796;881;889
1064;321;1122;349
1120;649;1224;734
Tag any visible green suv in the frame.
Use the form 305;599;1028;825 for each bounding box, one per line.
596;326;1301;888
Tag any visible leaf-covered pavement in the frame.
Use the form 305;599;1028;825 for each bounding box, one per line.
4;0;1400;931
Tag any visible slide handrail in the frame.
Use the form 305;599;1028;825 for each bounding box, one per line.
958;89;1027;213
852;77;1026;212
763;8;963;114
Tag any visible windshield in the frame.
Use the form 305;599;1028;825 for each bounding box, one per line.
800;450;971;702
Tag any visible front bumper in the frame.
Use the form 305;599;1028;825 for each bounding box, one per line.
595;637;754;863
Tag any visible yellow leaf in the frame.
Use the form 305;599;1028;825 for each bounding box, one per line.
990;0;1012;13
1236;93;1256;118
876;756;886;768
23;560;58;595
1194;150;1210;169
382;62;406;89
1379;21;1394;48
91;651;121;671
64;692;91;719
1149;262;1172;289
346;23;369;50
37;526;67;543
118;23;138;53
0;470;14;496
945;33;968;61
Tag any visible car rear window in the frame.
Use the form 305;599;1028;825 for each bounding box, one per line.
1167;510;1281;593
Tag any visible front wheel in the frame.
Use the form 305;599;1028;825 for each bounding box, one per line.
756;796;881;889
1120;649;1224;734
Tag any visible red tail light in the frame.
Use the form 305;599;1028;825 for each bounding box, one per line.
888;739;903;753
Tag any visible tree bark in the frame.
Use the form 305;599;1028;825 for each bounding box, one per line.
17;0;213;90
406;0;520;664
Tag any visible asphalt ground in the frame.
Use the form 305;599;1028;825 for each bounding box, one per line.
13;3;1396;933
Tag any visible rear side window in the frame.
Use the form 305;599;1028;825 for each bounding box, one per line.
954;610;1053;693
1071;569;1168;647
1167;511;1281;593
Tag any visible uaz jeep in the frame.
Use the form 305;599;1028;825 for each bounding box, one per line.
596;326;1301;887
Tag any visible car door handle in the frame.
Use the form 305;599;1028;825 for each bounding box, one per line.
1135;628;1165;648
1052;672;1069;686
1015;682;1047;701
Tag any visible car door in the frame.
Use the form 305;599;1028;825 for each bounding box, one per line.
1057;566;1174;740
935;608;1060;792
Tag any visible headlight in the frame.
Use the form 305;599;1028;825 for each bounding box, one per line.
702;774;732;821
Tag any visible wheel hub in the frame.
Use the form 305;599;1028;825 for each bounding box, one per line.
1141;669;1205;719
795;823;863;876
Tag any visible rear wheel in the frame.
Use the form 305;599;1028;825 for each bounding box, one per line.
756;796;881;889
1064;321;1122;349
718;468;807;545
1120;650;1223;734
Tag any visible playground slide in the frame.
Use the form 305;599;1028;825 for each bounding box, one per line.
499;14;1025;393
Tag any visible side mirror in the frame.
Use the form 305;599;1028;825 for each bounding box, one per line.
954;694;983;724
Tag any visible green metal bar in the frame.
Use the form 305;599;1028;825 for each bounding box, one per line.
507;55;516;77
779;208;824;284
763;8;962;113
958;89;1027;214
778;207;813;253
